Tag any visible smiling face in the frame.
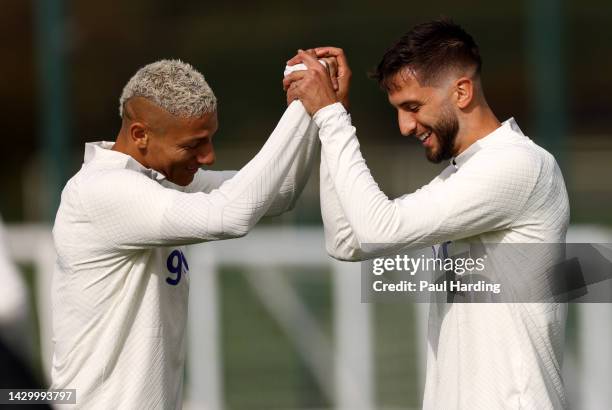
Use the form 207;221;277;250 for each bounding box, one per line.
145;110;218;186
387;70;459;163
117;97;219;186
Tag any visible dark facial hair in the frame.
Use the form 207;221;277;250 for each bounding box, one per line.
426;107;459;164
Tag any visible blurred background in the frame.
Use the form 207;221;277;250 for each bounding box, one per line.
1;0;611;409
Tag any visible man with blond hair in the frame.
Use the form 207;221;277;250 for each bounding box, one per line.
51;59;319;408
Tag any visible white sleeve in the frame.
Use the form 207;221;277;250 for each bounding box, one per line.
80;101;314;250
187;170;237;193
314;103;538;261
266;117;319;216
186;119;318;216
320;153;365;260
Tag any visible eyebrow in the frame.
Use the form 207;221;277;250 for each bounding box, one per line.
187;130;215;140
389;98;422;108
180;135;210;146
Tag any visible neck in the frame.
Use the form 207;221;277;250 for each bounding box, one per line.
112;130;149;168
454;103;501;156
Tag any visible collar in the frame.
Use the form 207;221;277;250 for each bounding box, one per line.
451;118;525;169
83;141;167;182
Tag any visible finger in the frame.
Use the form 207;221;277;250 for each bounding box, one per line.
321;57;338;74
303;48;317;58
286;51;303;66
286;82;301;104
286;88;296;105
282;71;306;90
282;77;294;91
315;47;350;76
286;48;314;66
286;88;297;104
314;46;344;58
298;50;325;72
321;57;339;90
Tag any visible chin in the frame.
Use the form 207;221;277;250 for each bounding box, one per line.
425;148;441;164
170;175;194;187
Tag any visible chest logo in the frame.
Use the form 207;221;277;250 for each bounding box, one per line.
166;249;189;286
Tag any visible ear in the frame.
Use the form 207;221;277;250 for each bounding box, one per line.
129;122;149;149
454;77;474;109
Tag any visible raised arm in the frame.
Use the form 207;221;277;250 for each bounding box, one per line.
266;117;319;215
320;152;364;260
314;103;538;260
186;115;319;216
77;101;315;250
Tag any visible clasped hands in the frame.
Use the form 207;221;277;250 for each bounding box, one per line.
283;47;351;115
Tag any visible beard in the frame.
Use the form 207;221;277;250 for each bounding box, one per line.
424;107;459;164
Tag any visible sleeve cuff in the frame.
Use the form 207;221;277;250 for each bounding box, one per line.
313;102;348;128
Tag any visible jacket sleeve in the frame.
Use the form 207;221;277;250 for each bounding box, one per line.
315;103;538;261
187;116;318;217
80;101;316;250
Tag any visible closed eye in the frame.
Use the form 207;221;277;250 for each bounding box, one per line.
402;103;421;113
184;137;209;149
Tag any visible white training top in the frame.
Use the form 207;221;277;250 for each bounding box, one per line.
51;101;319;409
315;103;570;409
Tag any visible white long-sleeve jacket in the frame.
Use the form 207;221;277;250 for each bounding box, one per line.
315;103;570;409
51;101;319;409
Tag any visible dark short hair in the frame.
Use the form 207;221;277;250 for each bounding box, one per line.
373;18;482;90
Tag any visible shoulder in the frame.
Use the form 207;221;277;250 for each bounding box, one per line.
77;167;173;210
82;166;162;190
466;138;552;181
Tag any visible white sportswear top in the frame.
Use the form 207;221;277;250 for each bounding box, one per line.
315;103;570;409
51;101;319;409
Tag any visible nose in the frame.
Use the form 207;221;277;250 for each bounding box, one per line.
398;110;417;137
196;144;216;166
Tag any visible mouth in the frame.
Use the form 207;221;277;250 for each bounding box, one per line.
417;130;432;145
186;166;199;174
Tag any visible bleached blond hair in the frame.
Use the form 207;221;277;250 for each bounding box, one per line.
119;59;217;118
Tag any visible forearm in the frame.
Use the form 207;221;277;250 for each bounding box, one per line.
315;103;406;248
180;101;314;240
266;111;319;216
320;153;367;260
187;106;318;217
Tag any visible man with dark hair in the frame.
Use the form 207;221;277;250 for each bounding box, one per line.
374;19;482;88
285;19;569;409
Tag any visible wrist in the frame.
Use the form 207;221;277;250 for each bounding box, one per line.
313;102;347;126
310;97;339;116
341;97;350;113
